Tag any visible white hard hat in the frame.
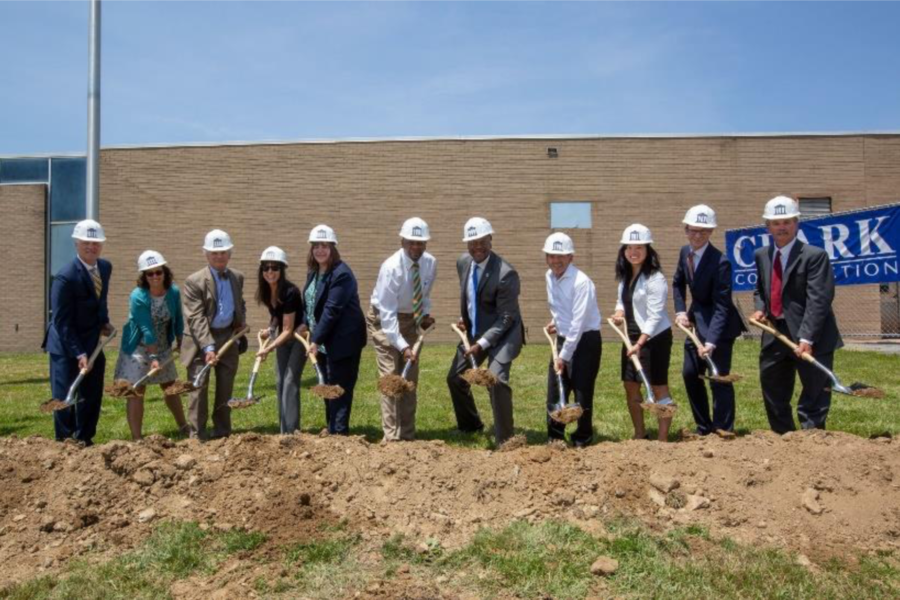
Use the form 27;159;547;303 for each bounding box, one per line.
682;204;717;229
399;217;431;241
309;224;338;245
72;219;106;242
620;224;654;245
203;229;234;252
137;250;167;272
543;232;575;255
260;246;288;265
462;217;494;242
762;195;801;220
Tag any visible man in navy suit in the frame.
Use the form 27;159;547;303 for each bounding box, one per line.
42;219;113;446
673;205;746;436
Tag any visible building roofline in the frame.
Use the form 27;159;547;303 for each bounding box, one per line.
3;130;900;158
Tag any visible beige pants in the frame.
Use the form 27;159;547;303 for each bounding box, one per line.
186;327;240;440
367;306;419;441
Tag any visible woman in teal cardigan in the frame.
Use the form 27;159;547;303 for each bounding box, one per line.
114;251;189;439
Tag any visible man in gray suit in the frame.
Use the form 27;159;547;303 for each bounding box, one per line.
182;229;247;440
447;217;524;445
751;196;843;433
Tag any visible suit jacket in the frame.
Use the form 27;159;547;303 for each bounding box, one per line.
181;266;247;366
753;240;843;353
672;244;746;346
43;258;112;357
457;252;524;363
305;261;367;361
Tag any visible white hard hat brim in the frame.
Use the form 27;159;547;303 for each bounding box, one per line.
203;243;234;251
74;234;107;242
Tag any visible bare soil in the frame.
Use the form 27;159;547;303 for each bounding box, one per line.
1;430;899;591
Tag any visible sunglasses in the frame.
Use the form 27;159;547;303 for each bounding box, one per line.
145;269;165;277
261;263;282;272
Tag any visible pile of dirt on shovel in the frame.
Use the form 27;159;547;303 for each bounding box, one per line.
1;430;899;589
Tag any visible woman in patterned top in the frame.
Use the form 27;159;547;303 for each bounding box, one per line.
114;250;188;439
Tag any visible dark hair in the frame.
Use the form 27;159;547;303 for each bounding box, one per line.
256;263;292;308
615;244;662;282
136;264;174;289
306;243;342;273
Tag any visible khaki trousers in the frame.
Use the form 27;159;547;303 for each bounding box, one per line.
186;327;240;440
367;306;419;441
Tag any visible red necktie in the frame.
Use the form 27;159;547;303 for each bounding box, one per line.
687;251;696;281
771;250;783;318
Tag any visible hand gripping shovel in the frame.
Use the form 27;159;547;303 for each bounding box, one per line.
167;326;249;395
606;318;677;417
41;328;118;413
450;323;498;387
543;326;584;425
228;331;272;409
377;323;434;399
293;331;344;400
674;321;743;383
749;318;884;398
106;354;178;399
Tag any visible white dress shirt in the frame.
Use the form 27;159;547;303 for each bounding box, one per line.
546;264;602;362
370;248;436;351
467;254;492;350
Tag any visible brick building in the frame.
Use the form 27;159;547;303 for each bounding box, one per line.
2;133;899;353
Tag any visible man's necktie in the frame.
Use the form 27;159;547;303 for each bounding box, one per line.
470;264;479;335
411;261;424;326
687;251;696;281
91;267;102;299
771;250;783;318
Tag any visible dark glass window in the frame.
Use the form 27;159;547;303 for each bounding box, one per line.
0;158;49;183
50;223;77;276
49;158;87;222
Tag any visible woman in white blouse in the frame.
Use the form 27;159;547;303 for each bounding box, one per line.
611;224;674;441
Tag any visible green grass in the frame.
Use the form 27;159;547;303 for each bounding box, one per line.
0;522;267;600
1;341;898;445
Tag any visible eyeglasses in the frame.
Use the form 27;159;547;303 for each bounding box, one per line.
145;269;164;277
261;263;282;272
685;228;712;237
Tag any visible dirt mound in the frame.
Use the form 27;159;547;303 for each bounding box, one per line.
1;430;898;588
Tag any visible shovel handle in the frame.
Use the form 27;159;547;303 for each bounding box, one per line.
542;326;563;374
674;321;704;349
215;325;250;359
132;354;176;388
82;327;118;375
252;334;273;375
293;330;319;366
450;323;471;351
606;318;644;372
748;318;816;364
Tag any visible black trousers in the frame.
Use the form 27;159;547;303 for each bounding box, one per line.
50;352;106;446
546;331;602;446
759;320;833;434
323;351;362;435
683;337;736;434
446;346;514;444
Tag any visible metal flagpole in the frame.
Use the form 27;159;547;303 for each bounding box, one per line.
86;0;101;220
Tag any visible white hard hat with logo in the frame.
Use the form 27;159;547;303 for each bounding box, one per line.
260;246;288;265
309;224;338;245
137;250;167;272
72;219;106;242
762;195;800;220
462;217;494;242
682;204;718;229
202;229;234;252
543;232;575;255
400;217;431;241
620;224;654;245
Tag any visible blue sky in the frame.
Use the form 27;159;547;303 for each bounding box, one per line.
2;1;899;155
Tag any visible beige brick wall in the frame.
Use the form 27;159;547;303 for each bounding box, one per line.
0;184;46;353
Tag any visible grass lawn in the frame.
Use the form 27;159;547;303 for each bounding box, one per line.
1;340;898;445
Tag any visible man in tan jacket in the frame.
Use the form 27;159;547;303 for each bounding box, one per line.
181;229;247;440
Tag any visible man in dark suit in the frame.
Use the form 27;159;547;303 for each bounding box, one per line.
673;205;746;437
751;196;843;433
181;229;247;440
447;217;524;445
43;219;113;446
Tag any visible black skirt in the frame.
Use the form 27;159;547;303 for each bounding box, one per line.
621;327;673;386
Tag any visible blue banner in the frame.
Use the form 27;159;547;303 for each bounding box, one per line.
725;203;900;292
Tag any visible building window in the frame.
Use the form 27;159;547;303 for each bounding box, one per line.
799;197;832;217
550;202;592;229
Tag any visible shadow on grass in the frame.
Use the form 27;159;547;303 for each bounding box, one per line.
0;377;49;386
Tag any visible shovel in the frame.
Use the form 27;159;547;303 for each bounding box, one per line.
542;326;584;425
293;331;344;400
606;318;676;417
228;331;272;409
167;326;249;395
106;353;178;398
450;323;498;387
674;321;743;383
377;323;434;399
41;328;118;413
748;317;884;398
